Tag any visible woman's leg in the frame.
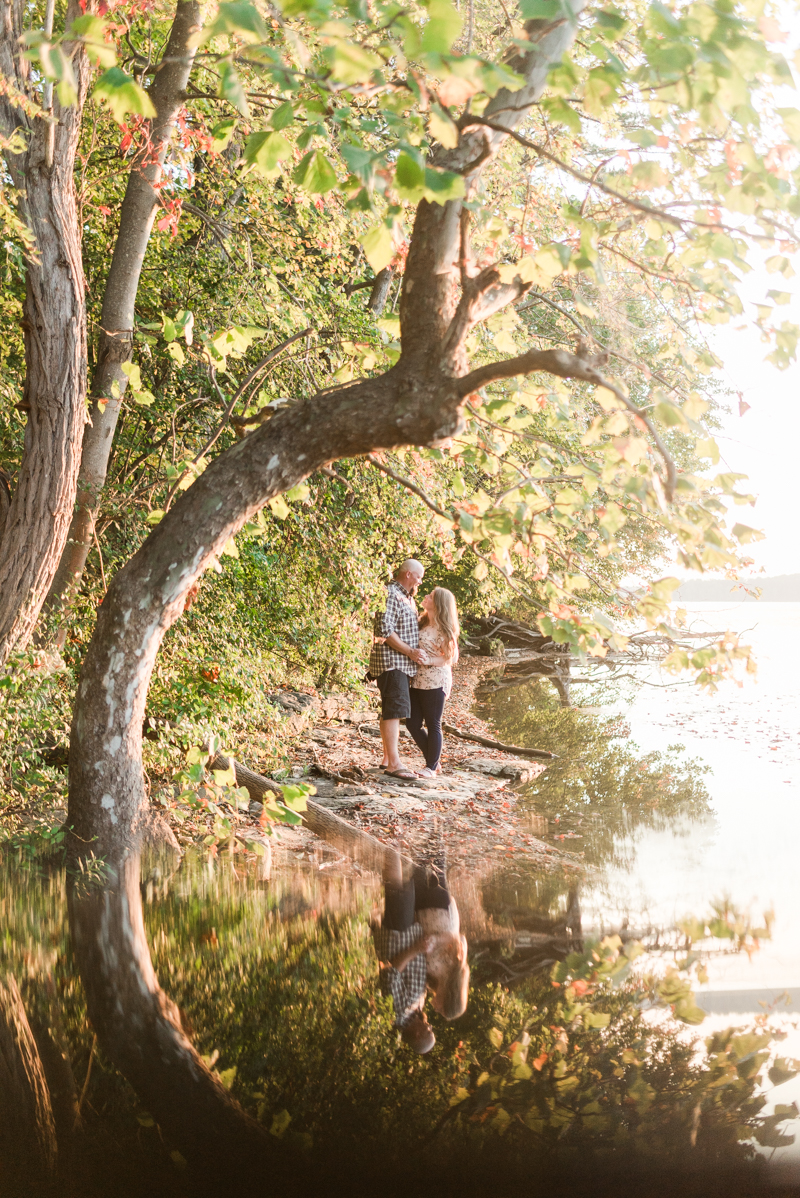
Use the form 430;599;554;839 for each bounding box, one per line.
406;687;429;763
420;688;446;771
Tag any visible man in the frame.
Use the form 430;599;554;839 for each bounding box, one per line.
372;847;436;1054
369;559;425;780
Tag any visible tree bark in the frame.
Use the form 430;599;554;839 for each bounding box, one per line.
367;266;394;315
0;1;92;665
46;2;202;625
0;973;58;1192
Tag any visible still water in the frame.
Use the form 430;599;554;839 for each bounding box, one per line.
2;604;800;1197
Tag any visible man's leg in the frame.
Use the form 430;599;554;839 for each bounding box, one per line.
380;718;404;773
377;671;415;774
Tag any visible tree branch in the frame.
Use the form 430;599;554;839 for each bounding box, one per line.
457;348;677;502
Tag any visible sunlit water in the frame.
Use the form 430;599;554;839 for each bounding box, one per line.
592;602;800;999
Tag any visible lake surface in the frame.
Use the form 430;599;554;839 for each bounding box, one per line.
2;604;800;1196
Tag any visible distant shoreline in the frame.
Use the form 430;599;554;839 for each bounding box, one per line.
675;573;800;602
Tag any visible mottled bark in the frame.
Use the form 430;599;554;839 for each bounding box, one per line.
0;973;58;1191
0;1;92;664
46;2;202;621
367;266;394;315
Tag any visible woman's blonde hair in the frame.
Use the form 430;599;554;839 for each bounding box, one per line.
421;587;460;662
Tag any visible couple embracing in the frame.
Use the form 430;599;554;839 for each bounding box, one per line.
369;559;459;781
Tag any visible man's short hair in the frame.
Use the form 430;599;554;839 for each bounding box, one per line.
395;558;424;579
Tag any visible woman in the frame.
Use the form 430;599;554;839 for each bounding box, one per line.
407;587;459;778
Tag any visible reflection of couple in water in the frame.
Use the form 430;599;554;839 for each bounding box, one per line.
372;848;469;1053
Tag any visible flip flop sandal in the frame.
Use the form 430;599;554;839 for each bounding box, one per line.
385;769;420;781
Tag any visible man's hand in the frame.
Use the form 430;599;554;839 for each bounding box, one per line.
409;647;427;665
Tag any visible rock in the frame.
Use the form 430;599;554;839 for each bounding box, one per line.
462;758;535;783
249;799;264;816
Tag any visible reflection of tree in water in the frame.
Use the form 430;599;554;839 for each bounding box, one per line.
479;676;713;870
1;858;796;1196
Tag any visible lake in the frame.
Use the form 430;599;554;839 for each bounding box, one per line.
2;604;800;1197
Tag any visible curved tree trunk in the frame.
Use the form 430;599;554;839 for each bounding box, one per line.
46;2;202;627
0;973;58;1192
0;1;92;665
67;852;272;1180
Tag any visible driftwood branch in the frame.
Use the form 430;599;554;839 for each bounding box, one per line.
210;753;412;877
441;723;555;761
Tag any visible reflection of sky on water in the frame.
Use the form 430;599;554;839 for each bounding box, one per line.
583;602;800;995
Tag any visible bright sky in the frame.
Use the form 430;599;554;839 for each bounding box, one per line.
699;6;800;578
708;267;800;578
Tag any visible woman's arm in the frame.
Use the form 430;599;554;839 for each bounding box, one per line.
387;935;434;971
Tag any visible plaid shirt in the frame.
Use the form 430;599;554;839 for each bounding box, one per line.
369;581;419;678
372;922;427;1027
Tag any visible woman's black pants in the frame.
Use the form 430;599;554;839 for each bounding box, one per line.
406;686;446;770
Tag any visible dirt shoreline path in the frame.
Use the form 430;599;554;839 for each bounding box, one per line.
258;653;580;880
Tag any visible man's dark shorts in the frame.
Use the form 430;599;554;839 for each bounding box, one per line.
376;669;411;721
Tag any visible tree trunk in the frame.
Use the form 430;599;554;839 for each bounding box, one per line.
0;1;92;665
67;852;272;1180
46;2;201;627
367;266;394;315
0;973;58;1192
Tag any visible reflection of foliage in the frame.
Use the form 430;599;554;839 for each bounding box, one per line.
2;862;798;1192
480;677;712;869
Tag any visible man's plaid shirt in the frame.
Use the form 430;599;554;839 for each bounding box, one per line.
372;922;427;1027
369;581;419;678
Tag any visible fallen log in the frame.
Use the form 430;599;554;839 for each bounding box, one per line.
209;754;411;877
442;723;556;761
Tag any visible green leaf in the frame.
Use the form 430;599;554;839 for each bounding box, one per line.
518;0;569;18
360;223;394;272
211;118;237;151
395;152;426;200
326;39;382;85
268;495;291;520
218;61;250;117
293;150;338;194
423;167;465;204
68;14;117;68
270;101;295;130
488;1027;503;1049
244;131;293;177
584;1010;611;1029
94;67;156;124
420;0;463;54
429;105;460;148
194;2;268;46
